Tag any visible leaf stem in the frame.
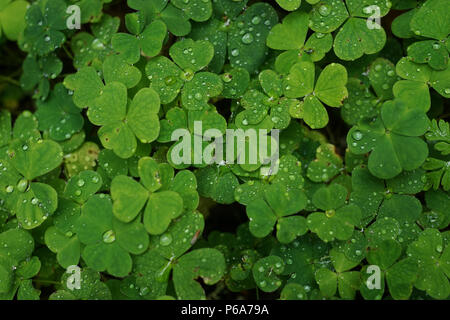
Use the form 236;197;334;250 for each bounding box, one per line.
32;279;60;285
0;75;20;87
62;44;74;60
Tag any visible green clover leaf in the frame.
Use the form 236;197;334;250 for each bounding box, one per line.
22;0;68;55
341;58;400;125
407;228;450;299
307;184;361;242
419;189;450;229
127;0;191;36
394;58;450;109
35;83;84;141
171;0;212;22
309;0;391;61
70;15;120;70
112;19;167;64
253;255;285;292
315;248;360;299
44;170;103;268
146;39;222;108
347;100;430;179
20;54;63;100
410;0;450;40
267;11;333;73
360;240;418;300
50;268;112;300
112;157;198;235
173;248;225;299
196;166;239;204
76;194;149;277
88;83;160;158
284;61;348;128
350;166;425;227
0;229;35;296
246;183;307;243
129;211;210;299
307;143;343;182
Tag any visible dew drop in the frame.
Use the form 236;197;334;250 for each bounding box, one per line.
159;234;173;246
318;4;331;17
241;33;254;44
352;130;363;141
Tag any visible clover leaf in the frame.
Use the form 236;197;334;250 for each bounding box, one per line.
407;228;450;299
0;136;62;229
88;84;160;158
173;248;225;299
70;14;120;70
360;239;418;300
315;248;360;299
196;165;239;204
50;268;112;300
63;142;100;178
112;20;167;64
20;53;63;100
422;120;450;191
246;183;307;243
419;189;450;229
347;100;430;179
309;0;391;61
306;143;343;182
253;255;285;292
350;166;425;227
267;11;333;73
111;157;198;235
190;2;278;74
407;0;450;70
307;184;361;242
276;0;302;11
130;211;223;299
146;39;223;108
127;0;191;36
45;170;103;268
21;0;68;55
0;229;36;299
394;58;450;110
284;61;348;128
76;194;149;277
341;58;400;125
35;83;84;141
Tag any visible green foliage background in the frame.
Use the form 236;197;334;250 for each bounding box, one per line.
0;0;449;300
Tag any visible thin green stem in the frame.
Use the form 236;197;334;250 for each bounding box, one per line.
63;44;74;60
32;279;60;285
0;75;20;87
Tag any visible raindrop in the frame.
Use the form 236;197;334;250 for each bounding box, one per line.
251;16;261;25
318;4;331;16
241;33;254;44
352;130;363;141
102;230;116;243
432;43;441;50
159;234;173;246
